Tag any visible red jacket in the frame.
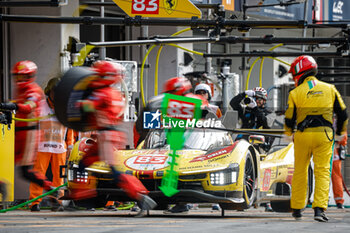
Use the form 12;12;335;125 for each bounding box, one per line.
14;82;44;128
87;86;124;129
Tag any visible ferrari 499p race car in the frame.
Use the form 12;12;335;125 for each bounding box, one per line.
62;126;311;215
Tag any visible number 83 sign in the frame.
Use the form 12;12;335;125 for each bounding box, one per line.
161;93;202;122
113;0;201;18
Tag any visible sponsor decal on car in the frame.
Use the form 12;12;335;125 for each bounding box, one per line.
124;154;171;171
189;142;238;163
262;168;272;191
286;167;294;184
131;149;168;155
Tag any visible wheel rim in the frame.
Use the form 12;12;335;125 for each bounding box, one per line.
244;152;255;200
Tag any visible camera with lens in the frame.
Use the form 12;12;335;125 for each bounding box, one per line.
338;145;347;160
244;97;252;105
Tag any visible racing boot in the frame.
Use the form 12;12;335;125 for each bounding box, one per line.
30;204;40;212
46;189;64;212
135;195;157;217
292;209;302;220
314;207;329;222
164;204;189;214
49;197;64;212
116;174;157;216
117;174;149;199
336;203;344;209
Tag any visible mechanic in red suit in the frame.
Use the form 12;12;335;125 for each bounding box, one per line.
74;60;156;211
0;61;56;192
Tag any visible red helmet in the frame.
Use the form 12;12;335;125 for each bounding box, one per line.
90;60;125;87
289;55;317;86
163;77;192;96
12;60;37;87
253;87;267;100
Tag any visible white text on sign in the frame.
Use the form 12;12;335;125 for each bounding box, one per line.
132;0;159;14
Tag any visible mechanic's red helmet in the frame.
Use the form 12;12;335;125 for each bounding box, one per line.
163;77;192;96
11;60;37;87
90;60;125;87
253;87;267;100
289;55;317;86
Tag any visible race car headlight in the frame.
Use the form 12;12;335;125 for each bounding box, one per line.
210;163;239;186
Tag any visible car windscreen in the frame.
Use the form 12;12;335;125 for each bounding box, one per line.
143;129;232;150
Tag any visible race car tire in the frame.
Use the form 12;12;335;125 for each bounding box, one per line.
271;164;313;212
54;66;97;132
242;149;257;209
270;200;291;212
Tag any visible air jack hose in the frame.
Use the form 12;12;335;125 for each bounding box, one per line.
0;183;67;213
116;202;135;210
13;114;55;122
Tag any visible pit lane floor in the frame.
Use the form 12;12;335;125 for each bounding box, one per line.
0;207;349;233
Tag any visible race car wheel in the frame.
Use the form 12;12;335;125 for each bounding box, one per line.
271;164;313;212
270;200;291;212
242;150;256;209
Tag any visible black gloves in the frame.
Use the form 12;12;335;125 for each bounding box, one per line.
0;110;13;130
0;102;18;111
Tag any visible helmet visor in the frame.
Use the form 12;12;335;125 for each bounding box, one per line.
195;90;207;95
13;74;34;83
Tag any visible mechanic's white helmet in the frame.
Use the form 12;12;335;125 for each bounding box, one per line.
253;87;267;100
194;83;212;100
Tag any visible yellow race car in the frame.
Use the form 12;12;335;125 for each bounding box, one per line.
63;128;303;213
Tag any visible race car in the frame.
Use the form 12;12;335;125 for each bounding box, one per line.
62;127;304;214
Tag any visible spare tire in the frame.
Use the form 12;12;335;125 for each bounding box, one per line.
54;66;97;132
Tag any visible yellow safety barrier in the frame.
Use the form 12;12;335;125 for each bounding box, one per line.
0;117;14;202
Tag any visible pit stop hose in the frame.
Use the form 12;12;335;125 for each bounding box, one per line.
0;181;135;212
13;114;55;122
0;183;67;213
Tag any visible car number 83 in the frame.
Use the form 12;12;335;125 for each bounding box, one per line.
131;0;159;14
166;99;195;119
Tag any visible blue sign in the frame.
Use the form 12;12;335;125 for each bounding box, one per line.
250;0;313;22
233;0;313;22
329;0;350;21
143;110;161;129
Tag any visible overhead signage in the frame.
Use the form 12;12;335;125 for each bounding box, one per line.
222;0;235;11
235;0;313;22
313;0;350;23
113;0;202;18
329;0;350;21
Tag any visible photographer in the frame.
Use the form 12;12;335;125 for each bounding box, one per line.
229;87;272;149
